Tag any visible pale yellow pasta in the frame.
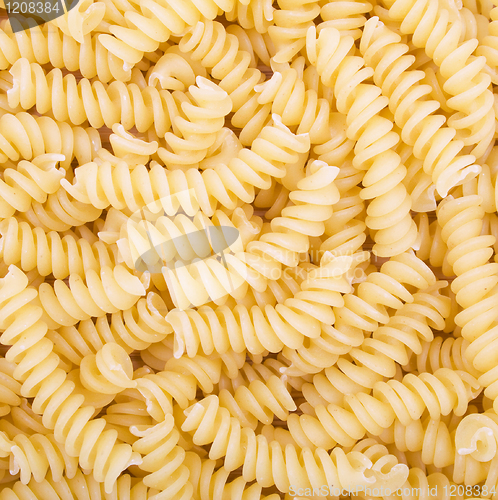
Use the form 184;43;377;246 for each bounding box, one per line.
0;0;495;497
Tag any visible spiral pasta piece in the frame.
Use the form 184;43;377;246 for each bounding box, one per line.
63;116;309;218
97;0;238;67
267;0;320;63
80;343;137;396
320;0;373;39
6;432;79;485
378;0;496;158
49;293;171;365
19;185;103;233
115;206;260;276
333;251;437;336
378;417;456;468
188;456;281;500
305;26;418;256
135;354;223;421
436;195;498;410
0;154;64;218
0;19;135;83
157;77;232;169
0;358;21;418
0;266;142;492
253;66;332;144
179;20;270;145
248;159;339;267
0;112;100;167
7;58;181;136
359;17;482;197
303;286;452;406
413;336;481;378
0;217;122;279
132;416;193;500
38;264;146;328
0;470;151;500
477;6;498;84
217;374;297;427
166;252;354;359
225;0;275;34
286;368;480;450
314;114;367;258
182;394;409;493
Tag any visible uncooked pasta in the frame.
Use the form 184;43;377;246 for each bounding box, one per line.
0;0;496;499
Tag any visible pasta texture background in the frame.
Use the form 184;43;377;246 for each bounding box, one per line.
0;0;496;499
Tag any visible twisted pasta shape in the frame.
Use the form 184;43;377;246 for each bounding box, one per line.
135;354;223;421
62;116;310;217
286;368;480;450
116;206;260;275
378;417;456;468
477;6;498;84
359;17;482;197
0;154;64;218
97;0;237;66
0;19;135;83
166;252;353;359
303;287;451;407
38;264;146;327
49;293;171;365
268;0;320;63
225;0;275;34
218;356;311;394
305;26;418;256
102;394;154;445
7;58;180;136
0;471;151;500
182;395;409;493
274;252;436;377
188;456;282;500
47;0;106;44
217;373;296;427
179;20;270;145
0;266;142;492
0;217;122;279
5;432;79;484
80;343;137;396
247;159;339;267
320;0;373;39
333;251;437;336
378;0;496;158
21;188;103;233
0;358;21;417
0;112;100;167
253;66;332;144
157;77;232;169
132;416;193;500
436;195;498;410
413;336;481;378
313;114;367;258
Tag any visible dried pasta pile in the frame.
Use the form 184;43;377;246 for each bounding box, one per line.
0;0;497;499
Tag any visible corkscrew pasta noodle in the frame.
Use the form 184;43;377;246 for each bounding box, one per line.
0;0;496;498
